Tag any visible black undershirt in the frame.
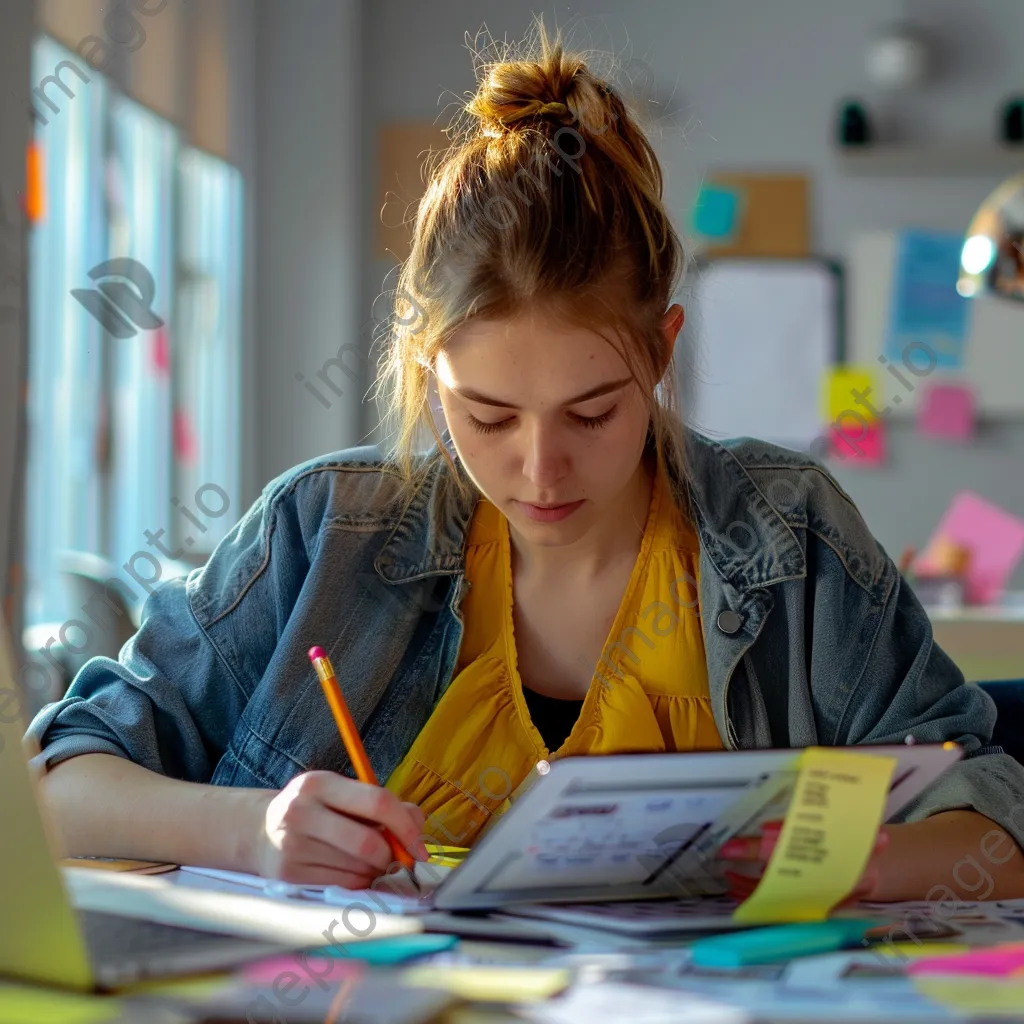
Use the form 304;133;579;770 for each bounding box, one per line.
521;687;585;751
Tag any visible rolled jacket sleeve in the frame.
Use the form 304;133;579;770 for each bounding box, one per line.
23;487;274;783
843;562;1024;850
24;576;246;782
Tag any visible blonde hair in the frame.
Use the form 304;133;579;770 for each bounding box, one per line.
374;21;692;515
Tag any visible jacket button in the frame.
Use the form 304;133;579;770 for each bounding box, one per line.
717;610;743;635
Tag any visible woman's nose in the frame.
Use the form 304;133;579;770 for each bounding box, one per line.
520;425;570;485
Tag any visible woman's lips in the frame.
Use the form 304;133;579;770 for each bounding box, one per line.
516;499;585;523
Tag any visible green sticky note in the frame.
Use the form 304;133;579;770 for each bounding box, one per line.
0;985;122;1024
319;932;458;964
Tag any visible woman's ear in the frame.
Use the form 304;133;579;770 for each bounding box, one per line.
659;303;685;372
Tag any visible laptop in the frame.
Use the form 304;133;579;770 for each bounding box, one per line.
0;633;299;992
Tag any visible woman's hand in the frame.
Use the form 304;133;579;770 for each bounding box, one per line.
716;819;889;908
246;771;429;888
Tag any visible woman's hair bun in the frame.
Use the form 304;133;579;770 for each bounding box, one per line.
466;42;612;132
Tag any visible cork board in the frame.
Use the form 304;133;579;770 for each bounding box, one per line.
376;123;452;261
701;173;810;258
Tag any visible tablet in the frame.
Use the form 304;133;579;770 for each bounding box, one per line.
433;744;962;911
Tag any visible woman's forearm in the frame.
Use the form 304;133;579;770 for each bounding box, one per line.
875;810;1024;902
38;752;273;873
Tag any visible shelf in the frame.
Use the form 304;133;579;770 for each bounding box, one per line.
834;142;1024;176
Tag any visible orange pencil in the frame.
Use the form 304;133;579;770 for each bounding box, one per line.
307;645;421;892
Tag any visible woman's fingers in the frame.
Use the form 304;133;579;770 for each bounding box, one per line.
720;822;888;867
402;801;427;833
718;820;784;862
304;773;429;860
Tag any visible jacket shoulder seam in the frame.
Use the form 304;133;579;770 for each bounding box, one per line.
203;462;406;627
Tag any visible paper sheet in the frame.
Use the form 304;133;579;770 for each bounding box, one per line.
732;748;896;924
885;229;970;369
919;491;1024;604
519;981;748;1024
64;868;421;944
685;259;837;452
178;862;447;914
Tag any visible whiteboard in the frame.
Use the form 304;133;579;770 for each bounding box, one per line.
679;259;840;451
847;230;1024;416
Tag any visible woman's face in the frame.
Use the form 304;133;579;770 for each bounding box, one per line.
435;306;682;544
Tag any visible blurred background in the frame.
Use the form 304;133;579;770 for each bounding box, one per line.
2;0;1024;714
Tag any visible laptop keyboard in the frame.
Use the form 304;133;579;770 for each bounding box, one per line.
78;908;278;986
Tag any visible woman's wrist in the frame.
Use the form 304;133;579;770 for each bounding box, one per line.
226;786;277;875
870;811;1024;902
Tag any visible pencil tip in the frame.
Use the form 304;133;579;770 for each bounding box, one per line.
408;868;422;894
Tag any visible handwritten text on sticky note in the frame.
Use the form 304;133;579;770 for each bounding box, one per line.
733;747;896;924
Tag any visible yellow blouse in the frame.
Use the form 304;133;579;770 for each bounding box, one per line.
385;463;723;846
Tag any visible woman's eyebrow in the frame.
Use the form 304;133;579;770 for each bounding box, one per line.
451;376;633;409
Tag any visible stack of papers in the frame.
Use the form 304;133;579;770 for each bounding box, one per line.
177;864;444;915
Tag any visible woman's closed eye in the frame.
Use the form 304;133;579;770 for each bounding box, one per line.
466;407;618;434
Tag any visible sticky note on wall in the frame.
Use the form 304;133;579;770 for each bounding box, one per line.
823;367;886;465
732;747;896;924
823;366;882;424
918;382;976;442
691;183;745;242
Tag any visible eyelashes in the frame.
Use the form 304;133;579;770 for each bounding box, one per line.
467;408;618;435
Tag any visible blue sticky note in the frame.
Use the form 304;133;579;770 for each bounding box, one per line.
884;229;971;370
689;919;875;968
318;932;458;964
692;183;743;241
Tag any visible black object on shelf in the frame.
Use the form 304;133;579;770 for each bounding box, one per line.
1001;97;1024;143
838;99;872;146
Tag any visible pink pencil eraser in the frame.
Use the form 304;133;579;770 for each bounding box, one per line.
308;646;326;662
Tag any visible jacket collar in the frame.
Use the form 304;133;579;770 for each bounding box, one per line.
375;427;806;593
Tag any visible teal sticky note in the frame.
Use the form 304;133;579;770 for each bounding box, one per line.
690;919;875;968
692;183;743;241
318;932;458;964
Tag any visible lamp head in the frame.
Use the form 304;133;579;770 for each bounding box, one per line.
958;173;1024;303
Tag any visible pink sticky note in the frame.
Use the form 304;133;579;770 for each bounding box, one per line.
241;955;362;986
924;491;1024;604
909;942;1024;978
918;383;975;442
829;421;885;465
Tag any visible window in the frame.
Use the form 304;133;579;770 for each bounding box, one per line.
23;36;244;634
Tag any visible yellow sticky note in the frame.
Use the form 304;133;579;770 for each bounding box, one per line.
400;966;570;1002
823;367;881;425
913;977;1024;1015
0;984;121;1024
874;943;971;959
733;747;896;925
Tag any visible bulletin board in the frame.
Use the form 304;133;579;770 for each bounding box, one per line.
376;123;451;261
698;173;810;258
846;230;1024;416
679;258;843;451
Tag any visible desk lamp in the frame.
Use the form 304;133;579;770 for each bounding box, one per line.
958;174;1024;301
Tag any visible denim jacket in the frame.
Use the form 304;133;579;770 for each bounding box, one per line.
26;429;1024;848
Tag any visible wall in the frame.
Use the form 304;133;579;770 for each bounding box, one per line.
253;0;365;484
363;0;1024;584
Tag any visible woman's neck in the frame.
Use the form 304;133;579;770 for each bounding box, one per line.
507;449;657;587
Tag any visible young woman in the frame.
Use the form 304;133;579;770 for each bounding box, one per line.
28;32;1024;902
